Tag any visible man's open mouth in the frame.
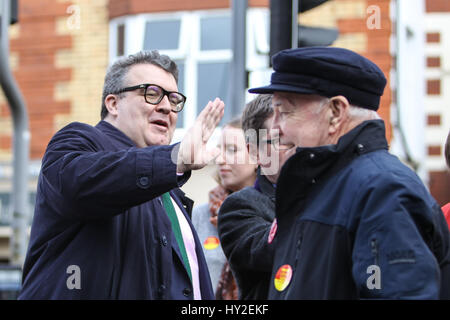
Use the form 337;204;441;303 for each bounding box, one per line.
151;119;169;129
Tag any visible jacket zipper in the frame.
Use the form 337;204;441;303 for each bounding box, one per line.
294;234;303;265
371;238;379;266
284;233;302;298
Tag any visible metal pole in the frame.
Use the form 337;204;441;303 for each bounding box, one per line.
0;0;30;267
231;0;247;115
292;0;299;48
269;0;292;60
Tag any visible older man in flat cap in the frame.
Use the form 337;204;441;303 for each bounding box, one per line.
249;47;450;299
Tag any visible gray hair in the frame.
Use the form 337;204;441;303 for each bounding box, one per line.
347;105;380;121
314;96;380;121
100;50;179;119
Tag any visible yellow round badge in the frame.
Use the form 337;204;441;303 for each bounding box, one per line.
274;264;293;292
203;236;220;250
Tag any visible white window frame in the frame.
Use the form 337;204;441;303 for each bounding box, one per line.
109;8;270;143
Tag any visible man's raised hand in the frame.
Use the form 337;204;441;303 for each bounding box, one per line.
175;98;225;173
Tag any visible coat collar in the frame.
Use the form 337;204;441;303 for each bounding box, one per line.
170;188;194;218
96;120;136;148
276;119;388;218
254;169;276;203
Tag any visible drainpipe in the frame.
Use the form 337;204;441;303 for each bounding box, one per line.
0;0;30;267
231;0;247;116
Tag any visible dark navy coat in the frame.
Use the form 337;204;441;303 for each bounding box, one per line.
19;121;214;300
270;120;450;299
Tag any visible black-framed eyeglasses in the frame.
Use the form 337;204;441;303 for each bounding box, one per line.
115;83;186;112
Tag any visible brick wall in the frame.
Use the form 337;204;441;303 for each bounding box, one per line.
426;0;450;13
53;0;109;130
301;0;393;141
424;0;450;206
0;0;109;160
108;0;269;19
0;0;72;159
0;0;394;161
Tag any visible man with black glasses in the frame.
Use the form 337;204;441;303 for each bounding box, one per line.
19;50;224;299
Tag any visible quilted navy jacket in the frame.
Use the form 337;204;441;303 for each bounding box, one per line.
269;120;450;299
19;121;214;300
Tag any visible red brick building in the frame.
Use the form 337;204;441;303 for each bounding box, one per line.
6;0;443;260
0;0;394;160
424;0;450;205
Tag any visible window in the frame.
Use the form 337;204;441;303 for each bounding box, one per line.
109;8;270;141
144;20;181;51
197;62;232;125
200;16;231;50
0;192;36;226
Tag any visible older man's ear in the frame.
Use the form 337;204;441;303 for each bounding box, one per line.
327;96;351;137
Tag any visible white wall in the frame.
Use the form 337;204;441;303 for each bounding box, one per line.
390;0;428;181
181;164;219;207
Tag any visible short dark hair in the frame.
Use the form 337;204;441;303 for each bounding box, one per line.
100;50;179;120
242;94;273;146
446;130;450;169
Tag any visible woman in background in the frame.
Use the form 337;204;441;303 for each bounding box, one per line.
191;118;257;299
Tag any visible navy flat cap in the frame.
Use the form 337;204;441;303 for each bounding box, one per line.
249;47;387;111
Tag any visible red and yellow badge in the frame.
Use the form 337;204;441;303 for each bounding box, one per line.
268;218;277;244
274;264;293;292
203;236;220;250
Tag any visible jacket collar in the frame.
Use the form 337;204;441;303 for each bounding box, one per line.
276;119;388;218
254;168;276;202
96;120;136;148
170;188;194;218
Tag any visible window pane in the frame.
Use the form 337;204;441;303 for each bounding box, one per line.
200;16;231;50
0;193;10;225
175;61;185;128
197;62;232;125
144;20;180;50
